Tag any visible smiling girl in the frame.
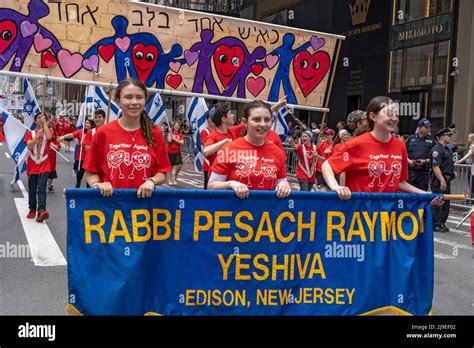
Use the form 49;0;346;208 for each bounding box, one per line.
322;96;443;206
208;100;291;199
84;79;170;198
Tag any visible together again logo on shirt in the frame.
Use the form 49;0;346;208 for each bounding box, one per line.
367;154;402;188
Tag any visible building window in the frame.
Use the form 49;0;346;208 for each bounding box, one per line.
389;49;403;92
394;0;453;24
431;41;449;120
402;43;434;87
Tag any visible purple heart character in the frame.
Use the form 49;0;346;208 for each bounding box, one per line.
20;20;38;38
311;36;326;51
83;54;99;73
185;50;199;66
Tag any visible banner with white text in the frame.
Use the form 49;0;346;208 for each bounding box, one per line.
66;190;435;316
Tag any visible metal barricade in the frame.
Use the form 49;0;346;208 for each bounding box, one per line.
451;164;473;209
182;134;194;156
284;145;297;177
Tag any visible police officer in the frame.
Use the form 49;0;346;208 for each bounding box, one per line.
430;127;455;232
407;119;435;191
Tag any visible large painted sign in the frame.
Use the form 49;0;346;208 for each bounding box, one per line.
0;0;343;107
67;190;435;316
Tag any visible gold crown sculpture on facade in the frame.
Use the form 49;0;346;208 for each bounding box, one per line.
349;0;371;26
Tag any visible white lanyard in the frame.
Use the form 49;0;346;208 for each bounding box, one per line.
298;144;315;177
29;130;48;164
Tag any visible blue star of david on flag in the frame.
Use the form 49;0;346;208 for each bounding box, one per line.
94;99;102;109
23;100;35;116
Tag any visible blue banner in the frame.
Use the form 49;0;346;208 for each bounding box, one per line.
66;190;435;316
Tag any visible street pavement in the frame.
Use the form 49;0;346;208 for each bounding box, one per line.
0;141;472;315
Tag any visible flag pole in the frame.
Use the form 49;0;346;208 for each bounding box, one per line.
309;38;342;178
41;76;47;114
106;85;113;123
77;87;88;171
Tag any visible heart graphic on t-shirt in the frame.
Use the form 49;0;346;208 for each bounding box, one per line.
131;151;151;168
391;161;402;176
368;161;385;177
260;163;276;179
237;162;253;177
213;44;244;88
293;50;330;97
107;150;127;168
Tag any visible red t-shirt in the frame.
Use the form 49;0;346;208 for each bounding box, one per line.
204;125;243;167
328;132;409;193
316;141;334;172
49;138;60;171
73;129;88;161
200;127;212;171
24;129;54;175
0;116;5;142
167;131;183;154
211;137;287;190
332;143;343;154
83;120;171;188
294;144;316;182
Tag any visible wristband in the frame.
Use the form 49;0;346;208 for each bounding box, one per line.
147;177;158;186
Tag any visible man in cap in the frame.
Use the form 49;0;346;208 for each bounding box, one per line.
407;119;435;191
346;110;368;136
430;127;456;232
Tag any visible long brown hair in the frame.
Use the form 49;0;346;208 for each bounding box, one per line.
115;78;156;147
366;96;394;131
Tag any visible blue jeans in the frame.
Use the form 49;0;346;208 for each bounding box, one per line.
28;172;49;211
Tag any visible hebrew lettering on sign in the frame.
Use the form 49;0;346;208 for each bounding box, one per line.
0;0;343;108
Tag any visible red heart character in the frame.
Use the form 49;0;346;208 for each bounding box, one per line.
0;20;17;55
166;74;182;89
132;44;158;82
293;50;330;97
98;44;115;63
41;51;57;68
213;45;244;88
251;64;263;76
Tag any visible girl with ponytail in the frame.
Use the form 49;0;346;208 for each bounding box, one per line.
84;78;171;198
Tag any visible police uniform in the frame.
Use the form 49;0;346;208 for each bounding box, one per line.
430;128;455;231
407;133;435;191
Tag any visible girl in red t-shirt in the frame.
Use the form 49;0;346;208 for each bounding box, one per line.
166;121;184;186
59;119;94;188
323;96;443;206
208;100;291;199
84;79;171;198
287;130;316;191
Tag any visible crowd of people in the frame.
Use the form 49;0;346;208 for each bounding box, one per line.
1;78;472;232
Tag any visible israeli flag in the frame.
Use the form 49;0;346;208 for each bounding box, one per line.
78;86;121;129
90;86;121;122
1;107;29;186
187;97;208;172
274;107;290;142
22;78;41;130
146;93;168;125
